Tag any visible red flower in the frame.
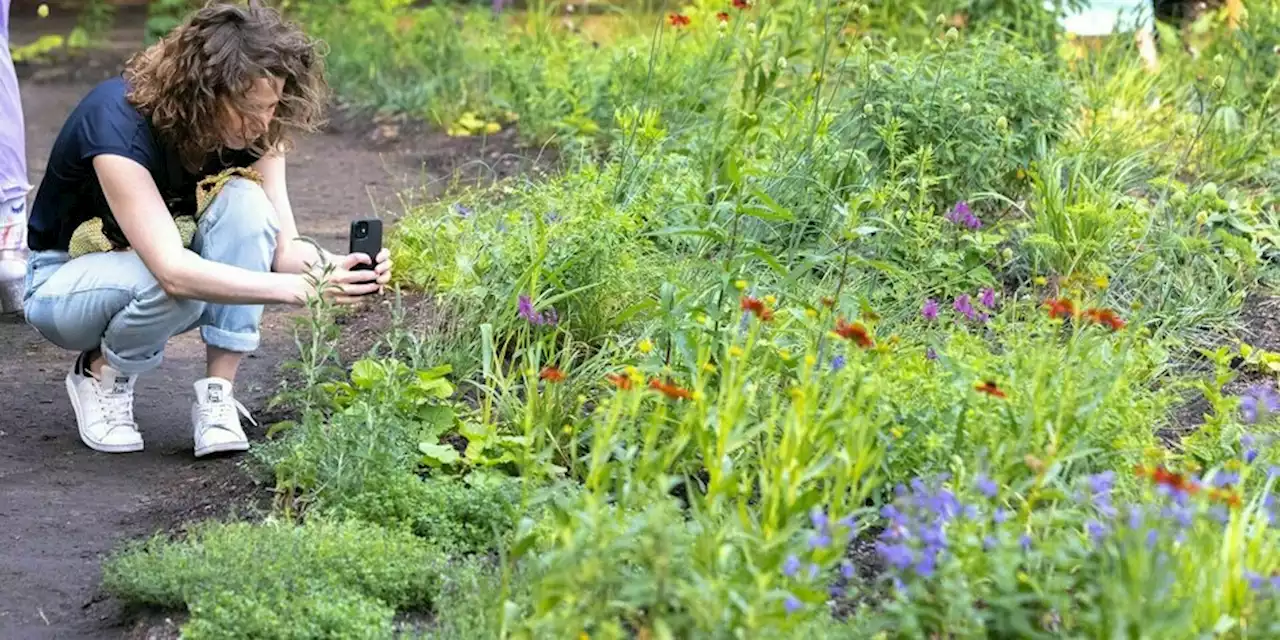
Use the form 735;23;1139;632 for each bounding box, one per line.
717;11;730;22
539;367;566;383
740;295;774;322
605;373;632;390
649;378;693;401
1135;465;1200;496
833;317;874;348
974;380;1006;398
1044;297;1076;320
1083;307;1126;332
668;13;691;27
732;0;751;9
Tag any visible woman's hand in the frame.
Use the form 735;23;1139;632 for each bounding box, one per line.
373;248;393;289
296;253;382;305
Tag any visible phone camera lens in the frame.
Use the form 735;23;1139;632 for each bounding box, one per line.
355;222;368;239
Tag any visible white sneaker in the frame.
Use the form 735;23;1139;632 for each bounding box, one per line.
65;355;143;453
192;377;256;457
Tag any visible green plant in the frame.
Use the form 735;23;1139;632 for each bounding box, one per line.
103;518;445;638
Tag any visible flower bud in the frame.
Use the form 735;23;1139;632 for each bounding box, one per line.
945;27;959;42
996;115;1009;130
861;35;873;49
936;13;947;25
1212;75;1226;90
858;4;869;17
863;103;875;116
37;3;49;18
960;102;972;115
777;56;788;71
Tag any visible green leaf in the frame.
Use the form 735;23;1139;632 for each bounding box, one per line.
350;359;383;389
744;187;796;222
417;405;455;436
419;441;461;466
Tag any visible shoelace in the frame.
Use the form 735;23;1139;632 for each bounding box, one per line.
197;396;258;435
94;378;138;435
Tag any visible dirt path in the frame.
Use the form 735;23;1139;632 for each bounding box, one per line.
0;13;537;637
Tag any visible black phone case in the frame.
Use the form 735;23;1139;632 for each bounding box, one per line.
349;219;383;271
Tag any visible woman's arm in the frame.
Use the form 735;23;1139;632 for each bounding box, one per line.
253;151;334;274
94;153;378;304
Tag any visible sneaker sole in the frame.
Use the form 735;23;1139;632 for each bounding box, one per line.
194;440;249;458
66;375;143;454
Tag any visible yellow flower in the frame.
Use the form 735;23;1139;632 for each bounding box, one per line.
562;424;573;435
692;390;705;402
484;122;501;135
779;349;792;361
789;387;805;402
734;279;748;291
37;4;49;18
728;346;744;358
702;362;717;373
764;295;777;306
1094;275;1109;289
1017;571;1030;584
1033;276;1047;286
804;354;817;367
638;339;653;354
890;427;904;439
805;308;818;319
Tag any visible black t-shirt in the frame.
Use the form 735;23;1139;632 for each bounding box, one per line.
27;76;260;252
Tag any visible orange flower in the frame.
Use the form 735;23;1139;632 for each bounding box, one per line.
740;295;774;322
1044;297;1076;320
1136;465;1200;495
605;373;632;390
1083;307;1126;332
833;317;874;348
717;11;730;22
649;378;693;400
539;367;566;383
732;0;751;9
974;380;1006;398
821;296;836;308
668;13;690;27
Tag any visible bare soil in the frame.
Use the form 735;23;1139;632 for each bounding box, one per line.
0;9;549;638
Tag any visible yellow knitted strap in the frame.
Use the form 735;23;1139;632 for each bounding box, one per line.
196;167;264;220
67;166;264;259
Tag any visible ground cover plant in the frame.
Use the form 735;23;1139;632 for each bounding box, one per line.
97;0;1280;637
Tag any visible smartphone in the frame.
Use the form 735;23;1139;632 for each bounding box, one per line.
348;218;383;272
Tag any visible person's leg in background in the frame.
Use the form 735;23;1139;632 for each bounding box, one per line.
0;0;34;314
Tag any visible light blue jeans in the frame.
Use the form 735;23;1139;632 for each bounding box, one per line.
22;178;280;375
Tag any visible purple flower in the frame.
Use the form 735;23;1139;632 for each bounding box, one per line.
1019;534;1032;551
452;203;473;217
993;508;1009;524
1247;572;1267;591
876;542;914;571
1240;383;1280;424
926;347;938;361
809;532;833;549
1246;449;1259;464
831;355;846;372
1211;472;1240;489
784;594;803;614
975;474;998;499
1243;433;1257;449
953;295;976;321
922;298;940;321
983;535;998;550
841;560;855;580
979;288;996;309
783;554;801;577
1128;506;1143;530
1146;529;1159;549
915;548;938;578
1210;505;1230;524
518;295;537;323
1086;520;1108;543
945;201;982;230
807;563;820;580
811;507;829;531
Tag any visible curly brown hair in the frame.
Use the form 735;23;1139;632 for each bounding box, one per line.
122;1;329;172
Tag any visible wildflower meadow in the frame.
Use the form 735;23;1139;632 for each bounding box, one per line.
97;0;1280;637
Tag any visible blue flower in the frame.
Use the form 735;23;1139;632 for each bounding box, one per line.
1019;534;1032;551
915;548;938;578
974;474;998;499
809;532;832;549
983;535;998;551
993;508;1009;524
1246;449;1259;464
876;542;914;571
811;507;829;531
784;594;803;614
841;560;855;580
1128;506;1143;530
808;563;820;580
783;554;801;577
1247;571;1267;591
1086;520;1108;543
831;355;846;372
1146;529;1158;549
1240;383;1280;424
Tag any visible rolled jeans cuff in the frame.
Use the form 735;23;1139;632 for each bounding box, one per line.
201;324;260;353
101;339;165;376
